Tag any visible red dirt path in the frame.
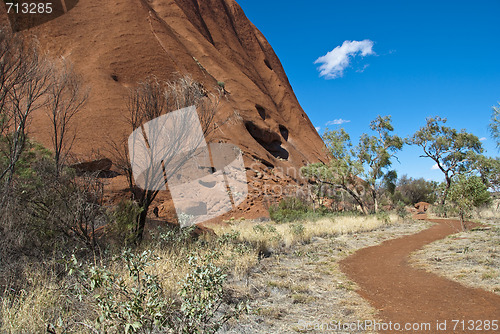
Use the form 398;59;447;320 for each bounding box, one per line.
340;218;500;333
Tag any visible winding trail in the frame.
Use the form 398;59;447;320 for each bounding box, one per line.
340;218;500;333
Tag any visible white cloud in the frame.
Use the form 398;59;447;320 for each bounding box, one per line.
431;164;439;170
355;64;370;73
315;39;375;79
480;137;487;141
326;119;351;126
315;126;321;132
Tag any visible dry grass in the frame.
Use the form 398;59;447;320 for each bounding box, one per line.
0;233;261;333
218;215;432;333
0;263;84;334
210;213;399;250
1;212;429;333
1;280;60;333
410;204;500;296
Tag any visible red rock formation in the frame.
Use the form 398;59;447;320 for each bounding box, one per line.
1;0;327;219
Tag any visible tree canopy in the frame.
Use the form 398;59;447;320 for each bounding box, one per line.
408;116;483;204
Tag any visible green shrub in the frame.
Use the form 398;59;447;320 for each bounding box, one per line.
110;200;142;247
67;250;169;333
375;210;391;224
66;250;247;334
448;175;492;224
176;256;248;333
268;197;311;223
395;175;439;204
289;222;305;237
395;201;409;219
431;203;458;218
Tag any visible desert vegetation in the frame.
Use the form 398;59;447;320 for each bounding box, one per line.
410;199;500;296
1;22;500;334
0;29;245;333
300;110;500;224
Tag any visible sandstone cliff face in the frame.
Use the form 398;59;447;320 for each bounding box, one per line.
2;0;327;218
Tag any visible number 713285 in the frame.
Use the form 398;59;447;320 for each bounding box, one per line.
6;2;53;14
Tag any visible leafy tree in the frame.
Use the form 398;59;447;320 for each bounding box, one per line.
472;154;500;192
395;174;439;204
448;174;491;229
0;29;51;202
489;102;500;149
301;128;368;214
408;117;483;205
382;170;398;197
356;115;403;212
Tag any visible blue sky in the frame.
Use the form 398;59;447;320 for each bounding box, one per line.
238;0;500;182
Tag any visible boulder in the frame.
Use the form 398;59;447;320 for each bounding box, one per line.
70;158;113;174
414;202;430;212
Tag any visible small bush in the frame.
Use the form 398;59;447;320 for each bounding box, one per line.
110;200;142;247
431;203;458;218
289;223;305;237
149;224;197;249
268;197;311;223
67;250;169;333
66;249;247;334
375;210;391;224
176;256;248;333
395;201;409;219
395;175;439;204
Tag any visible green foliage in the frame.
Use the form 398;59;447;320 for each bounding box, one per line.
375;210;391;224
268;197;311;223
301;128;367;214
383;170;398;196
489;102;500;149
0;138;52;182
150;225;197;249
289;222;305;237
253;223;277;234
431;202;458;218
216;231;252;255
473;155;500;192
110;200;142;247
67;250;170;333
23;157;107;254
395;201;409;219
448;175;491;223
408;116;483;204
357;115;404;191
177;256;248;333
320;128;365;180
395;174;439;204
67;250;247;334
303;116;403;214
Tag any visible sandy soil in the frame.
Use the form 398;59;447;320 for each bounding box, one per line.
220;219;432;333
340;218;500;333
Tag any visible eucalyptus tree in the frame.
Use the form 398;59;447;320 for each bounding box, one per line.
408;117;483;205
301;128;368;214
356;115;403;212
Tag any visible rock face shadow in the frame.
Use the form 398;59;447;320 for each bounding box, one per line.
4;0;79;32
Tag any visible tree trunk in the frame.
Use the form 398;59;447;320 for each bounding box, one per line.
459;207;467;231
371;186;378;213
344;186;368;215
441;176;452;205
135;205;149;244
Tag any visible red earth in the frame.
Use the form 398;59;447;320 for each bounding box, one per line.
340;218;500;333
0;0;328;220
